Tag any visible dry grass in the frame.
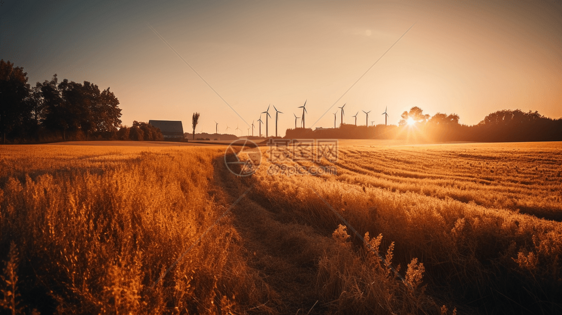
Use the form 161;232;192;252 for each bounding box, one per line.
0;145;272;314
1;141;561;314
249;141;562;314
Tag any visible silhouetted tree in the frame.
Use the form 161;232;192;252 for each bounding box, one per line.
429;113;460;125
0;60;31;143
96;87;122;133
192;112;200;140
27;84;45;141
58;79;94;138
40;75;70;140
399;106;430;126
129;122;144;141
38;75;122;141
131;121;163;141
117;125;130;140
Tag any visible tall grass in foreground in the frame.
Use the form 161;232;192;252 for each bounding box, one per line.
0;147;271;314
251;146;562;314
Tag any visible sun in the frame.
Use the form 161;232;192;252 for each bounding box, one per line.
407;117;416;126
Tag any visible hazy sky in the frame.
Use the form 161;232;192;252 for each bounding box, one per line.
2;0;561;135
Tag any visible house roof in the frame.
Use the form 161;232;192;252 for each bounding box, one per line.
148;120;184;134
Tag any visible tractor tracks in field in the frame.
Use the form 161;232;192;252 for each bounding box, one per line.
210;157;332;314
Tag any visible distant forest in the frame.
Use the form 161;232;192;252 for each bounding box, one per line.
287;106;562;142
0;60;162;143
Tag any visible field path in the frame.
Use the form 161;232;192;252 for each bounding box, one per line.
211;157;330;314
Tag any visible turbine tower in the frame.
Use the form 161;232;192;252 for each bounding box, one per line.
235;125;240;136
293;113;300;129
298;100;307;128
333;111;338;128
225;125;230;133
273;105;283;137
338;103;346;126
251;121;255;137
262;105;271;138
214;121;218;134
363;110;371;126
382;107;389;126
352;112;358;126
257;118;263;137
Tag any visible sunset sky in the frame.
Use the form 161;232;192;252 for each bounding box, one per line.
2;0;561;136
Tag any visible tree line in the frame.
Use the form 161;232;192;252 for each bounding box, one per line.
0;60;162;143
398;107;562;142
286;106;562;142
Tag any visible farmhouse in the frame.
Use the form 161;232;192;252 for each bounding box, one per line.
148;120;184;140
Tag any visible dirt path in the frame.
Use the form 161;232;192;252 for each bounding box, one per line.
211;157;332;314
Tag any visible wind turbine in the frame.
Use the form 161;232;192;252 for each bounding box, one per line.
214;121;218;134
293;113;300;129
251;121;255;137
262;105;271;138
371;120;375;126
257;117;263;137
273;105;283;137
333;111;338;128
247;128;250;136
225;125;230;133
298;100;307;128
363;110;371;126
235;125;240;136
382;107;389;126
352;112;359;126
338;103;346;126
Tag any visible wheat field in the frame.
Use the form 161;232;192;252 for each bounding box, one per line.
1;141;561;314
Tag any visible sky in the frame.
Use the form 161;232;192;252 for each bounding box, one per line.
1;0;561;136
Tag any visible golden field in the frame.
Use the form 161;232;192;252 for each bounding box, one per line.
0;141;561;314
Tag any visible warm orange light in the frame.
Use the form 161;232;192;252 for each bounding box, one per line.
407;117;416;126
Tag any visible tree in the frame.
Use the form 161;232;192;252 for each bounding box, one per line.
192;112;200;140
479;109;542;126
117;125;130;140
40;75;70;140
399;106;430;126
28;84;46;141
447;114;460;124
96;87;122;133
429;113;459;125
129;122;144;141
40;76;123;141
0;60;31;143
131;121;163;141
58;79;93;138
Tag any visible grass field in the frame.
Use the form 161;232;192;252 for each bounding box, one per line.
0;141;561;314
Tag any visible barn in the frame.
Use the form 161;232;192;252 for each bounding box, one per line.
148;120;184;140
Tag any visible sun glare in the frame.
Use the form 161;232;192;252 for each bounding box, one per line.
407;117;416;126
